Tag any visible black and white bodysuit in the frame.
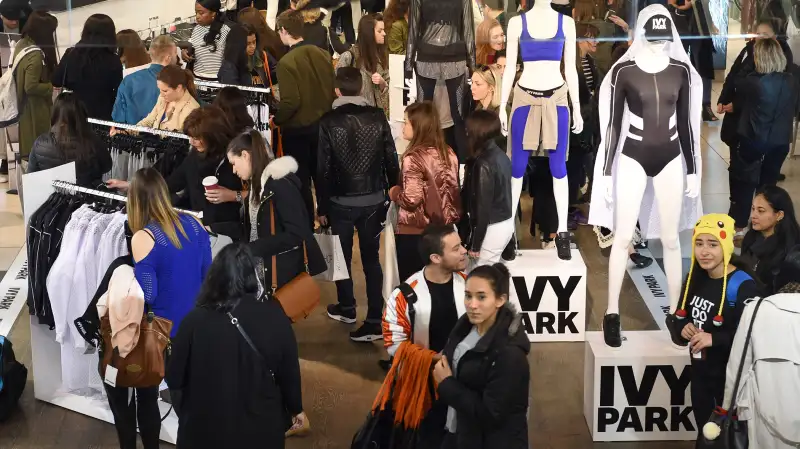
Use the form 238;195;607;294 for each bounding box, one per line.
602;58;696;177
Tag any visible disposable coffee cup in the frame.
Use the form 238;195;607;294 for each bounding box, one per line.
202;176;219;191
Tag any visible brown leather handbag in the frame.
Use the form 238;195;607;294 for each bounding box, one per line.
99;308;173;388
268;202;320;322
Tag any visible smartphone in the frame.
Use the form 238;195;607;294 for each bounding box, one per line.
605;9;617;21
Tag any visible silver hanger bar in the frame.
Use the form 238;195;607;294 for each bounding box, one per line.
88;118;191;141
51;180;201;218
196;80;271;94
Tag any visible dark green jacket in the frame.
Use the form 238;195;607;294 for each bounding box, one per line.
273;41;335;129
15;37;53;158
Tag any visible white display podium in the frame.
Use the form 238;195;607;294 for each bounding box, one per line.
505;249;587;342
583;331;696;442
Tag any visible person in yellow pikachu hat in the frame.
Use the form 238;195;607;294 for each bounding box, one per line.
664;213;762;442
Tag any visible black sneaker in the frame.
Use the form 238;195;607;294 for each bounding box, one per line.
603;313;622;348
326;304;356;324
350;323;382;342
0;159;7;175
555;232;572;261
629;252;653;269
665;314;688;348
378;357;393;371
502;237;517;262
7;189;17;195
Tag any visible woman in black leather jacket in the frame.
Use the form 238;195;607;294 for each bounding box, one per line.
28;92;111;187
460;110;512;268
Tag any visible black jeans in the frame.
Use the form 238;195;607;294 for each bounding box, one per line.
396;234;424;283
329;202;386;323
104;384;161;449
281;124;319;230
728;136;790;228
691;372;725;445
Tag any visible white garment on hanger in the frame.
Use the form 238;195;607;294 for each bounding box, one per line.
96;213;129;286
588;4;703;239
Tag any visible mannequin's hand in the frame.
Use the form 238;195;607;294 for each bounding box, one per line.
571;112;584;134
499;108;509;136
685;174;700;198
405;78;416;103
602;175;614;204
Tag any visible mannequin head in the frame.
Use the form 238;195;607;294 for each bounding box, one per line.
750;185;798;239
465;264;510;330
471;65;501;109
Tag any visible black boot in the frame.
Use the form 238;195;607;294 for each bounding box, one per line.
502;236;517;261
665;314;688;348
555;232;572;260
603;313;622;348
629;252;653;269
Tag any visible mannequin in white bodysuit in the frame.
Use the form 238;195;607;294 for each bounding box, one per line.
591;5;702;348
500;0;583;260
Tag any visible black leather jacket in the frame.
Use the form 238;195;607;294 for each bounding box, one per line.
28;131;112;188
316;99;400;216
462;141;512;252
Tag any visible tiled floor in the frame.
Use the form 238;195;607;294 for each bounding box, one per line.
3;18;800;449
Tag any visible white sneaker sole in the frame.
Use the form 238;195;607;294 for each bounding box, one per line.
350;334;382;342
327;312;356;324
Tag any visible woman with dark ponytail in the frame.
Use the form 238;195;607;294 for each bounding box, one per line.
187;0;235;81
432;263;531;449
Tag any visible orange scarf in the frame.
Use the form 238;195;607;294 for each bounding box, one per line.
372;342;437;430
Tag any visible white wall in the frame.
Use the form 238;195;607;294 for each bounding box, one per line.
51;0;195;52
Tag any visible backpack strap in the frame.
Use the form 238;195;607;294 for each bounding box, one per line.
726;270;752;306
398;282;417;340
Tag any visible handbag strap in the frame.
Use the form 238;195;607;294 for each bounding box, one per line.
726;297;764;411
268;200;309;293
227;311;274;377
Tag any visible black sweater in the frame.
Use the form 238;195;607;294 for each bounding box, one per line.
167;150;242;227
52;46;122;120
166;298;301;449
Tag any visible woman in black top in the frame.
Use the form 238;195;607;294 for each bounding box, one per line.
28;93;111;187
167;243;307;449
52;14;122;120
742;185;800;294
433;263;530;449
668;214;759;443
213;86;255;133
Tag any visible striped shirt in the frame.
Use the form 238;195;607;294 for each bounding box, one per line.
190;23;232;80
582;55;594;92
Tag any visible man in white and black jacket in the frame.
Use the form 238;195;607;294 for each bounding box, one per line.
318;67;400;342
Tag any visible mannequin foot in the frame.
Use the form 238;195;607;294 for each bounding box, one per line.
555;232;572;260
665;314;689;348
603;313;622;348
629;252;653;269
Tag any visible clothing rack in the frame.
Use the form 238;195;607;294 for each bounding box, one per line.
51;180;201;218
195;80;271;94
88;118;191;140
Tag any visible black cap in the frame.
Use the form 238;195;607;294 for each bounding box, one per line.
644;14;673;41
0;0;31;21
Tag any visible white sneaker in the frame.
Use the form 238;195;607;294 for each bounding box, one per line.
0;175;8;183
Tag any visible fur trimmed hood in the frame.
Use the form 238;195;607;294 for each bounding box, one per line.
260;156;299;190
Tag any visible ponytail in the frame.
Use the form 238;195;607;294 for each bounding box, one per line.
158;65;197;99
467;263;511;299
227;129;275;204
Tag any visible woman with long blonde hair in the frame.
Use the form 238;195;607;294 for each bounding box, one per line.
470;65;501;112
389;102;461;280
129;167;212;338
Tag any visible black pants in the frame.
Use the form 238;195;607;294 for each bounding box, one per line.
396;233;424;282
329;202;385;323
528;156;558;238
691;372;725;446
281;124;319;230
104;384;161;449
728;136;790;228
417;74;467;162
331;1;355;44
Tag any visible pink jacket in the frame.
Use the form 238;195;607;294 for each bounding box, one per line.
96;265;145;358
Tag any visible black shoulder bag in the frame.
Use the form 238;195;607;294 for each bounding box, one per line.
698;298;764;449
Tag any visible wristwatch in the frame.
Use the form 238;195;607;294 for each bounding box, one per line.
236;191;243;203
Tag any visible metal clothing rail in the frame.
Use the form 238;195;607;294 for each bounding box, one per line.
88;118;191;140
52;180;201;218
195;80;271;94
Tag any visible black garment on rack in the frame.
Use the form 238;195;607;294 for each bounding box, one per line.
167;151;242;226
74;254;133;349
92;126;190;180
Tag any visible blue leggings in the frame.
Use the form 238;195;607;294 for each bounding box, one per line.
510;105;569;179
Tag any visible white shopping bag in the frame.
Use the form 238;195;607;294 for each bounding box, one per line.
313;230;349;281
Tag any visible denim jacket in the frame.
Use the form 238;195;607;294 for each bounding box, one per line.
112;64;164;125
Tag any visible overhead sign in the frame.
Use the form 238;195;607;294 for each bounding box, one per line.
584;331;696;441
506;250;587;342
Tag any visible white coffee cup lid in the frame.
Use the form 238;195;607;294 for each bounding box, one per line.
202;176;219;186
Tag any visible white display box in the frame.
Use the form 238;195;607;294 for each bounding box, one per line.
583;331;696;442
506;249;587;342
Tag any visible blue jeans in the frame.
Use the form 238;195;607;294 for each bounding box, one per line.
329;202;386;324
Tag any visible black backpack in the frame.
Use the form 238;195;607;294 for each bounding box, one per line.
0;335;27;422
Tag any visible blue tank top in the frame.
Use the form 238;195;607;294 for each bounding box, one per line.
520;13;565;63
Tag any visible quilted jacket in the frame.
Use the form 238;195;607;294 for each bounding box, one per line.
316;97;400;216
395;145;461;234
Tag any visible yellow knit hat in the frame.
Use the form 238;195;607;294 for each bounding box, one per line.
675;214;736;326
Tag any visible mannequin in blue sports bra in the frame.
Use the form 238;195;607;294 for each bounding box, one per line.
499;0;583;261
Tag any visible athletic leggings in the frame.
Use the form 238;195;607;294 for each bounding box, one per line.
510;86;570;180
